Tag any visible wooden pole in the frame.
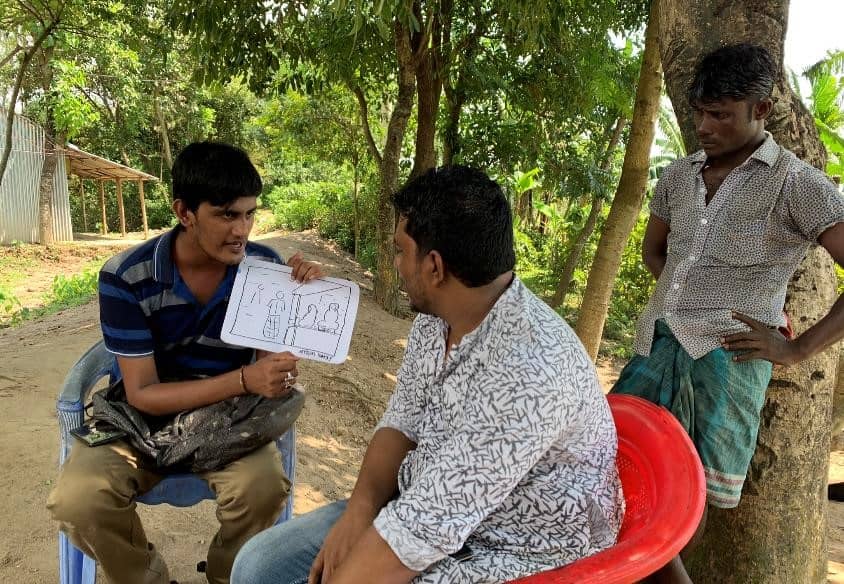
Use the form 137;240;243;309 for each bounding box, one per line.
138;179;148;239
98;179;108;234
116;178;126;237
79;178;88;232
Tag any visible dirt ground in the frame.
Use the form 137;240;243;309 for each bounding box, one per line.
0;229;841;583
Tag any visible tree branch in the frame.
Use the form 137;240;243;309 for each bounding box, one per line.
75;84;115;121
16;0;47;26
350;83;383;167
0;19;57;187
0;44;24;69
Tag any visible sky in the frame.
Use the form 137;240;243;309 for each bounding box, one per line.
785;0;844;75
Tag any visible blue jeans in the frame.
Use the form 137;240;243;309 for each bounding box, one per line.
231;500;347;584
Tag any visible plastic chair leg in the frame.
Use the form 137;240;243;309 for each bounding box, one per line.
276;428;296;524
58;531;95;584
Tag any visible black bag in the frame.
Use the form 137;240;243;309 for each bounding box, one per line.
90;381;304;473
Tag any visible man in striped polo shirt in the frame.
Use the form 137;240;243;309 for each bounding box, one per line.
48;142;323;584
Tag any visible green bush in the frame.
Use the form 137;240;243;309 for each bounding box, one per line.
144;183;178;230
266;179;379;262
316;196;355;251
268;181;348;231
0;287;23;325
0;260;103;328
46;266;100;309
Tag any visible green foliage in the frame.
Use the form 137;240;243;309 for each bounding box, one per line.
144;183;177;230
0;287;24;325
46;267;100;309
52;60;101;138
837;264;844;295
270;182;348;230
0;259;103;327
802;51;844;182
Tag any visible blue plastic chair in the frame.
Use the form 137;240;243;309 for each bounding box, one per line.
56;340;296;584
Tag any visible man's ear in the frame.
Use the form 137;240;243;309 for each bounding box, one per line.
754;98;773;121
172;199;195;228
427;250;447;287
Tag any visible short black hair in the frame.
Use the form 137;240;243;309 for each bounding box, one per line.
392;165;515;287
688;43;777;105
172;142;262;211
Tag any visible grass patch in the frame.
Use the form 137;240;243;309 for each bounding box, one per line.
0;260;104;327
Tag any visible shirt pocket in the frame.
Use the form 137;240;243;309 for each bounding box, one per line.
708;220;769;266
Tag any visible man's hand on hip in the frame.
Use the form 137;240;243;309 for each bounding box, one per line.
722;312;804;366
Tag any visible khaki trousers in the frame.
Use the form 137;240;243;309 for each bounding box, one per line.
47;440;290;584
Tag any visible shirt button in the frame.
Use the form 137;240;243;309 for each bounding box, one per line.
700;218;708;225
689;255;696;261
672;283;680;290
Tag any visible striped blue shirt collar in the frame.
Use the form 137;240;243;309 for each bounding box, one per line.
152;226;251;288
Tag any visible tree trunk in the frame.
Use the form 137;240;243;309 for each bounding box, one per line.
575;0;663;358
0;23;55;188
409;0;448;180
551;117;628;308
374;19;417;316
659;1;838;581
37;46;58;245
551;193;602;308
353;161;361;260
153;86;174;177
410;48;440;179
37;120;58;245
833;350;844;438
442;83;464;166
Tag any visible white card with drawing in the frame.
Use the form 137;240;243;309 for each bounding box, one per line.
221;257;359;364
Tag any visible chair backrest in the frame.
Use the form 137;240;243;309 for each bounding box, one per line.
508;394;706;584
58;339;114;404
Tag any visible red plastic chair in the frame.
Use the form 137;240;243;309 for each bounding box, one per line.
509;394;706;584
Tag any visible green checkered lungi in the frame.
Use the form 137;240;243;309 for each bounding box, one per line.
611;320;773;508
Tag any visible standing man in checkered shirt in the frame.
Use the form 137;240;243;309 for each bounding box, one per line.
612;44;844;583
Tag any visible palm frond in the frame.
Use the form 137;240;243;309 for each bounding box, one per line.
805;50;844;82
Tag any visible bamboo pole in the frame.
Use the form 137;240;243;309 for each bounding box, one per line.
116;178;126;237
79;178;88;232
138;179;148;239
98;180;108;234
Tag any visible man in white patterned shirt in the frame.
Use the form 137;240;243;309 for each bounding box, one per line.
612;44;844;583
232;166;623;584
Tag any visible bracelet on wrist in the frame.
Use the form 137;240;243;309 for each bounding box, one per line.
240;365;251;395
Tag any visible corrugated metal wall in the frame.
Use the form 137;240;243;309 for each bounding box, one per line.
0;110;72;244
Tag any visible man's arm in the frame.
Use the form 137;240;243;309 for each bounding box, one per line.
642;214;670;280
309;427;416;584
117;351;299;416
107;252;324;415
725;222;844;364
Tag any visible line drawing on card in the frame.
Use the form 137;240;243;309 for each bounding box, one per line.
283;280;351;358
222;258;358;363
262;291;287;339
